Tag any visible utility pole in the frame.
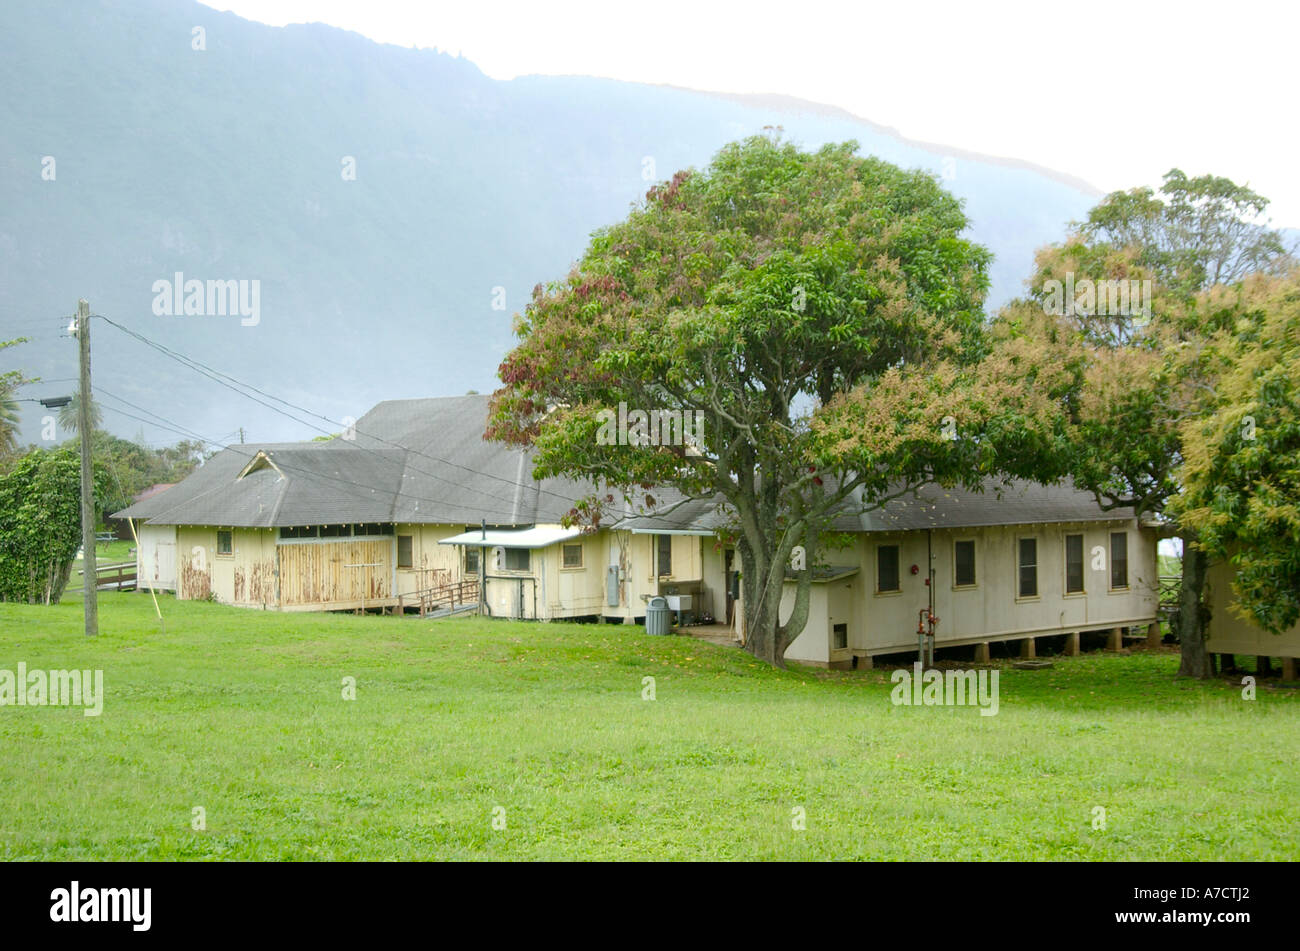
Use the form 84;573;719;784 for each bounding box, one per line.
77;299;97;636
239;427;245;444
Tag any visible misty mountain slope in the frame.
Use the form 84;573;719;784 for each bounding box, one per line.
1;0;1101;446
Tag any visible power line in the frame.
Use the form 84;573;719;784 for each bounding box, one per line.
96;386;224;447
92;313;586;512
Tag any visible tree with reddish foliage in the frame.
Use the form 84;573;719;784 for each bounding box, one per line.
487;135;1058;666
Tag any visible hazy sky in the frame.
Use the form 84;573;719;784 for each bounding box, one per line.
204;0;1299;226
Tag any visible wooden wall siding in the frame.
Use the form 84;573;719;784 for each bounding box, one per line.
180;559;211;600
394;525;463;598
232;559;277;605
277;540;393;606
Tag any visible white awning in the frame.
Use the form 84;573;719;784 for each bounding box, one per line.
625;528;714;536
437;526;582;549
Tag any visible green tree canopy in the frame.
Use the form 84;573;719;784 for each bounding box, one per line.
1170;271;1300;635
1078;168;1294;294
488;135;1053;665
0;447;107;604
997;169;1297;677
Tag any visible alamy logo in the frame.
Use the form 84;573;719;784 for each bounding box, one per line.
0;664;103;716
1042;271;1151;319
151;272;260;326
50;882;151;931
890;663;999;716
595;401;704;449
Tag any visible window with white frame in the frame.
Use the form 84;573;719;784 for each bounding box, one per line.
1018;537;1038;598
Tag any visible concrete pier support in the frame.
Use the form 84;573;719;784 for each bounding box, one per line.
974;642;991;664
1107;627;1123;651
1063;632;1080;656
1019;637;1036;660
1146;621;1161;648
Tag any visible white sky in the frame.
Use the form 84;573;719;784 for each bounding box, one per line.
201;0;1300;226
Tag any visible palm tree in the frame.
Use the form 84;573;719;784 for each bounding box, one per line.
0;386;20;457
0;337;31;456
57;394;103;436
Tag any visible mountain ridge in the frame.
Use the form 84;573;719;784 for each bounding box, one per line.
4;0;1104;447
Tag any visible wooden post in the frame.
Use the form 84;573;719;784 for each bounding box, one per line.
1282;657;1297;682
1019;637;1035;660
1146;621;1161;648
1108;627;1123;651
1063;632;1080;656
974;642;991;664
77;300;97;637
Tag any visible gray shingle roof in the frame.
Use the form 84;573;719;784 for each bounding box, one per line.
113;395;598;528
613;478;1136;535
113;394;1136;535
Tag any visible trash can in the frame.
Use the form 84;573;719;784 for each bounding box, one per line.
645;596;671;636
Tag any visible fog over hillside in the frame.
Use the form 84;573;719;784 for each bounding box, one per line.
1;0;1107;447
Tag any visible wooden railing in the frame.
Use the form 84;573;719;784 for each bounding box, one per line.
78;561;137;591
397;577;480;618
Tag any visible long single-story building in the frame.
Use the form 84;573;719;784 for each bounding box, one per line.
117;394;1165;664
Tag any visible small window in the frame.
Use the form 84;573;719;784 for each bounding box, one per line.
464;548;479;575
657;534;672;577
320;524;351;537
216;530;233;556
876;544;900;593
1110;532;1128;589
561;543;583;569
833;623;848;650
279;525;319;539
954;540;976;587
1018;538;1038;598
505;548;530;571
1065;534;1084;594
397;535;413;569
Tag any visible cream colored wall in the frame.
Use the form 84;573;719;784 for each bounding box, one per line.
395;523;465;597
624;533;658;615
536;532;607;619
135;523;177;591
769;520;1158;663
1206;558;1300;658
857;521;1157;652
482;548;538;619
175;526;217;601
782;584;830;663
700;542;728;622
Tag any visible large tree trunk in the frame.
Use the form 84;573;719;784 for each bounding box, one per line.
1176;540;1212;679
737;529;814;669
739;546;787;667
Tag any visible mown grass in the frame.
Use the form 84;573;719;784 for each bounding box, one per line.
0;593;1295;860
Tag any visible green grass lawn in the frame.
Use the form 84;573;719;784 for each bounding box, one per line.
1;594;1295;860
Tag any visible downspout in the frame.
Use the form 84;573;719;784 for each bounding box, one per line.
479;518;487;617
